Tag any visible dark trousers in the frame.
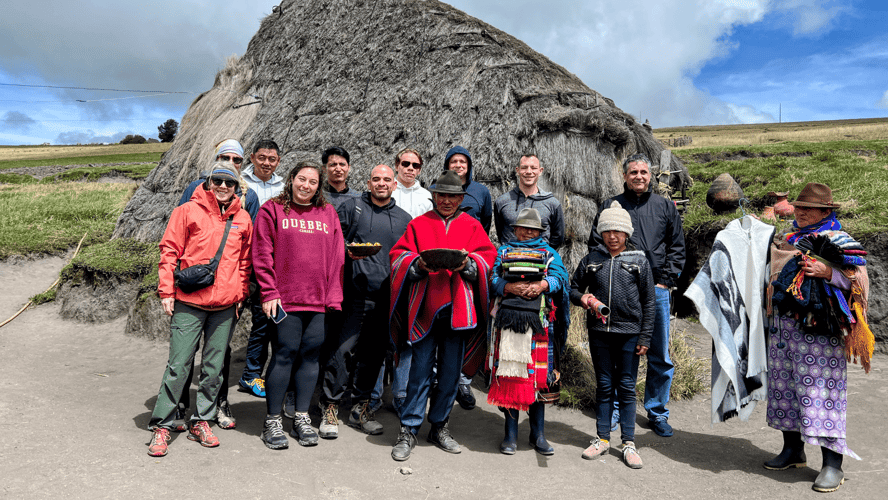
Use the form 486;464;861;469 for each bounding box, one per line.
265;311;325;415
589;334;641;443
240;288;275;382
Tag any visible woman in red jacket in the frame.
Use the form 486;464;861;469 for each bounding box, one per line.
253;161;345;449
148;164;253;457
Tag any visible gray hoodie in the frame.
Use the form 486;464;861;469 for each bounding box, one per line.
493;186;565;248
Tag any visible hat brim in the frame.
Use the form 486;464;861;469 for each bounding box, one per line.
511;223;544;230
789;200;837;208
430;187;466;195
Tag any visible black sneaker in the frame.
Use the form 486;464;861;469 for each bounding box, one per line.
348;402;383;435
261;416;288;450
391;426;417;461
291;413;319;446
455;383;476;410
427;424;461;454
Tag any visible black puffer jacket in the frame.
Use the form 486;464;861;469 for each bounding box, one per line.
570;246;656;347
588;183;685;288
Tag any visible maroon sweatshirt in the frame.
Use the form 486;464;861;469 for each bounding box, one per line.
253;200;344;312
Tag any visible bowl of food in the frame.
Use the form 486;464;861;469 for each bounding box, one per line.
420;248;468;271
347;242;382;257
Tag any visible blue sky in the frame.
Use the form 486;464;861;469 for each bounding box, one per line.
1;0;885;145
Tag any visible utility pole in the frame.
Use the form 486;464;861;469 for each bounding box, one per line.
779;103;782;124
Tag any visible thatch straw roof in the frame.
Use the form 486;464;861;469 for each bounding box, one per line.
113;0;691;268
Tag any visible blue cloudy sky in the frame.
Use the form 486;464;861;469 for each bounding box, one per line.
1;0;885;145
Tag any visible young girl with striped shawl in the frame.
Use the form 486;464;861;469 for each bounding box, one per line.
488;208;571;456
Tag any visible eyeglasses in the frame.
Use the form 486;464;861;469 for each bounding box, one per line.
211;178;237;188
218;154;244;165
400;161;422;169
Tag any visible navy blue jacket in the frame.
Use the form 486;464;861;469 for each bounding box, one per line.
435;146;493;232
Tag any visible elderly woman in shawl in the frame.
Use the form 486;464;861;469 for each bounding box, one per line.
765;182;874;493
487;208;571;456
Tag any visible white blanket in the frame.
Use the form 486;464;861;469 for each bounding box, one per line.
685;216;774;423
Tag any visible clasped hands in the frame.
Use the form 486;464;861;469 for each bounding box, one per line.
504;280;548;300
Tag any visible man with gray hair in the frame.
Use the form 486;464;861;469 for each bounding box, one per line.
588;153;685;438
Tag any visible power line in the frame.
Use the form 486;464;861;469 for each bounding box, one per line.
0;93;187;104
0;82;190;94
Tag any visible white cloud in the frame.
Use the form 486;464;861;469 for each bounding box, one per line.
877;90;888;109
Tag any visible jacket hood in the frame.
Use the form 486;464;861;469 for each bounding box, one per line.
443;146;474;186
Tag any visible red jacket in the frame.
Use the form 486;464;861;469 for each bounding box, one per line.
158;185;252;307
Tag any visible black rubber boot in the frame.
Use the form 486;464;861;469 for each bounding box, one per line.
528;402;554;456
813;447;844;493
763;431;807;470
500;409;518;455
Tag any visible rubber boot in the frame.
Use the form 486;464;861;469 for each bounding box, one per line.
763;431;807;470
500;409;518;455
813;447;844;493
528;402;554;455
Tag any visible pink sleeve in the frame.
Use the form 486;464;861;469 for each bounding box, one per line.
253;204;281;303
326;207;345;310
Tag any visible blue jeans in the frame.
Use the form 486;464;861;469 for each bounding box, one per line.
590;334;640;443
644;286;674;421
400;316;465;433
240;289;275;382
371;347;411;413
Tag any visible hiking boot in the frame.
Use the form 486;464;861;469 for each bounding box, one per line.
455;383;476;410
290;413;319;446
348;401;384;435
238;377;267;398
216;400;236;430
581;437;610;460
622;441;643;469
318;403;339;439
187;420;220;448
261;415;288;450
283;391;296;419
147;428;171;457
650;419;673;437
172;404;188;432
427;424;461;454
391;426;417;461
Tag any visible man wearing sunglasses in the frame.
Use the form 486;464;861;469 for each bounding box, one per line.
173;138;259;432
391;148;432;218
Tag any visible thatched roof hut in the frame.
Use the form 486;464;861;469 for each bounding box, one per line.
113;0;690;267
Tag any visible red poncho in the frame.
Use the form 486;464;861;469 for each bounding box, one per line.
389;210;496;376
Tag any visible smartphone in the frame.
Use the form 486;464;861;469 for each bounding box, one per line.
272;306;287;324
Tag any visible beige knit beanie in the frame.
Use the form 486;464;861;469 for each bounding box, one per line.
597;201;634;237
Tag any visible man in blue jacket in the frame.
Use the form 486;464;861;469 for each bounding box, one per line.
438;146;493;408
588;153;685;438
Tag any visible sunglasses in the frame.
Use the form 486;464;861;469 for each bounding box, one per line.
400;160;422;169
218;154;244;165
211;177;237;188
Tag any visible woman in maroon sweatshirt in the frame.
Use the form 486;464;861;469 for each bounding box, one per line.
253;161;345;449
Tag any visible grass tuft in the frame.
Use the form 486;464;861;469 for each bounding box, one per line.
62;238;159;278
40;163;156;183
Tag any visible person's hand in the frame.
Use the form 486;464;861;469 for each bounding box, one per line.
580;293;596;310
504;282;527;297
636;345;648;356
656;283;669;290
452;256;468;273
262;299;281;319
161;297;175;316
347;249;368;261
525;280;549;299
418;257;435;273
802;257;831;279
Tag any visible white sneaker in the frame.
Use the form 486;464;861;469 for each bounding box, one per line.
318;403;339;439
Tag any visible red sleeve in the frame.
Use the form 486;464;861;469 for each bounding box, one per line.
238;217;253;302
158;205;189;298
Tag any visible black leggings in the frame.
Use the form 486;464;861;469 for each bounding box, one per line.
265;310;325;415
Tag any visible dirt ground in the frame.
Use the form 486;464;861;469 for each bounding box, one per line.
1;257;886;499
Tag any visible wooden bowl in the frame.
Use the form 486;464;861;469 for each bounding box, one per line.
347;242;382;257
420;248;468;270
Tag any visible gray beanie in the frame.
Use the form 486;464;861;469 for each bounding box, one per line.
597;201;634;237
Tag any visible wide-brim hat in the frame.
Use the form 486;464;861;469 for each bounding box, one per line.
511;208;544;230
430;170;466;195
790;182;838;208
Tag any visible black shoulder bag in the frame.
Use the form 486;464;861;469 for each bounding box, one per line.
174;216;234;294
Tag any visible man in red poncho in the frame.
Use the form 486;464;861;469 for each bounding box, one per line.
388;170;496;462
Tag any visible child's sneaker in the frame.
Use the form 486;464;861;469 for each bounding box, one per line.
622;441;643;469
581;437;609;460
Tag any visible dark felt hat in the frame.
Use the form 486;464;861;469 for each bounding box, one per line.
790;183;838;208
511;208;544;230
429;170;466;195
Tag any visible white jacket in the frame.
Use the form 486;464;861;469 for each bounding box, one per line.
392;180;433;219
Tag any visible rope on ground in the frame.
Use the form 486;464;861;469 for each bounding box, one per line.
0;232;87;329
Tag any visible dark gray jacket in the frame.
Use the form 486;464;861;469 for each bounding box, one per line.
493;187;565;249
588;183;685;288
570;247;655;347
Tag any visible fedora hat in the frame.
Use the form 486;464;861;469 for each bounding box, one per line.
790;183;838;208
511;208;544;230
429;170;466;195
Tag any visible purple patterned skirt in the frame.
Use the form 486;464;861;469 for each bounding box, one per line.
766;314;859;459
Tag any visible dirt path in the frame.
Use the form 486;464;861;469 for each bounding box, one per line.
1;257;885;499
